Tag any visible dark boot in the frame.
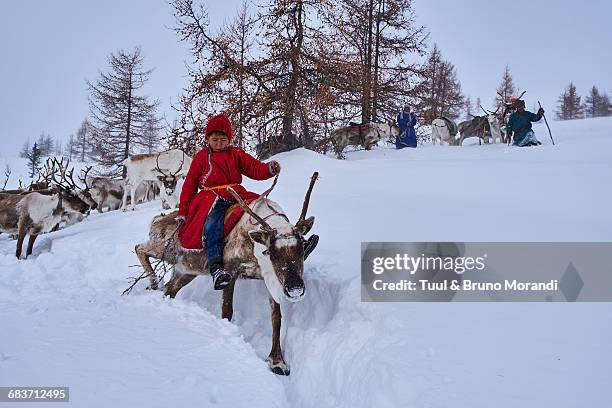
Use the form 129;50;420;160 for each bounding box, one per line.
304;234;319;260
209;260;231;290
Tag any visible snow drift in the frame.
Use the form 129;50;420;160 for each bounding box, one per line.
1;117;611;407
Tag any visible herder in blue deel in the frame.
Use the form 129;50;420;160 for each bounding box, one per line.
396;105;417;149
506;99;545;147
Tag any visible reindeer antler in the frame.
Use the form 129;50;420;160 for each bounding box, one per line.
40;158;55;184
155;154;167;178
78;166;93;190
156;151;186;179
479;104;491;116
297;172;319;224
1;165;10;190
51;157;78;191
226;187;275;233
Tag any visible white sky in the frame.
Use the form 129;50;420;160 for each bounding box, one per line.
1;0;610;155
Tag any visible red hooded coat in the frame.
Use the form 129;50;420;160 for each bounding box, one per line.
177;147;274;250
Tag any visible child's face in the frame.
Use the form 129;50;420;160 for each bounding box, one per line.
208;132;229;152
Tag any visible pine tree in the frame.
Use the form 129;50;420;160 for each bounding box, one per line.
43;134;54;156
19;139;30;159
35;132;53;156
599;93;612;117
464;96;473;119
419;45;465;123
584;86;601;118
64;134;76;160
144;114;164;153
26;142;42;178
54;138;63;157
494;66;517;110
75;119;91;162
87;47;160;177
556;82;584;120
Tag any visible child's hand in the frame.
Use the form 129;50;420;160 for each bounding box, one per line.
269;160;281;175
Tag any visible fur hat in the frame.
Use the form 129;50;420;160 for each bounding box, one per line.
205;114;233;141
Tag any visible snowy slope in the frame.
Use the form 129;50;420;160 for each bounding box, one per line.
1;117;611;407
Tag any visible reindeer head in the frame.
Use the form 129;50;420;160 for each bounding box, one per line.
480;105;503;135
155;153;185;196
49;158;98;213
248;214;315;302
228;172;318;303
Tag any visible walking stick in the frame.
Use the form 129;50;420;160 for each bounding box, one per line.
538;101;555;145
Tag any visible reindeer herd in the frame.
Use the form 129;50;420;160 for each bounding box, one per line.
0;149;190;259
329;93;528;156
1;149;319;376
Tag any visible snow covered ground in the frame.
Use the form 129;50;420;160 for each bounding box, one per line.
1;117;611;407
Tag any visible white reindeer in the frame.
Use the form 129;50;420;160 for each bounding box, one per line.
431;117;458;145
120;149;191;211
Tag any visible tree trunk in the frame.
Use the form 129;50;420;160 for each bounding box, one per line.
123;70;133;179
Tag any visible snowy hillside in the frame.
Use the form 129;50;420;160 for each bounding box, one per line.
1;117;611;407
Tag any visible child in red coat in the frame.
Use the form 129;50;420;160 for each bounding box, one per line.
176;113;318;290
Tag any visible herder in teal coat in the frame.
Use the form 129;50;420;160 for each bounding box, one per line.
506;100;545;146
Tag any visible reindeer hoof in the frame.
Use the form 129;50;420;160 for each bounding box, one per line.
267;357;290;376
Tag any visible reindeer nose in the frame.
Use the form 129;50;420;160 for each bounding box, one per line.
284;275;305;301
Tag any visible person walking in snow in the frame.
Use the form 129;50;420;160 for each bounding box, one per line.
396;105;417;149
176;113;318;290
506;99;545;147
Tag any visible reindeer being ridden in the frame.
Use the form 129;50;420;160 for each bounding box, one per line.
134;174;319;376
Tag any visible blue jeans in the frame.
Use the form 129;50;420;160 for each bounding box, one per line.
204;197;232;264
514;130;539;147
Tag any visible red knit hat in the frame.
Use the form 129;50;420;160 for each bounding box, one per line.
205;114;233;141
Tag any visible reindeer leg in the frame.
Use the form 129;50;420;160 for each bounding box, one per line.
267;297;289;376
135;244;158;290
130;185;138;211
164;273;197;298
221;275;237;321
15;221;26;259
26;234;38;257
121;185;129;211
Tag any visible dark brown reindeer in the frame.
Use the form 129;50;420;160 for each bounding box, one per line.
134;173;318;376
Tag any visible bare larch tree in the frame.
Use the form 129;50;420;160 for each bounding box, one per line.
87;47;161;177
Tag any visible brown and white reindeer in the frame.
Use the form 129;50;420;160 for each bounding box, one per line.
331;122;399;158
49;158;98;211
479;104;504;144
134;173;318;376
0;159;95;259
